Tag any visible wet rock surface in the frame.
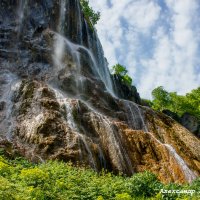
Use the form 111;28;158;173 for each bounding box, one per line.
0;0;199;184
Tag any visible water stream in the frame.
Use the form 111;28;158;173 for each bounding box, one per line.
147;132;197;183
122;100;148;132
52;0;115;96
16;0;28;37
0;72;19;141
50;86;98;170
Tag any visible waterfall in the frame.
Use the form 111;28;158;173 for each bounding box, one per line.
86;106;133;174
16;0;28;37
101;116;134;174
147;132;197;183
122;100;148;132
75;0;83;44
50;87;98;170
53;0;67;69
0;72;19;140
52;0;115;96
164;144;197;183
95;37;115;96
85;21;115;96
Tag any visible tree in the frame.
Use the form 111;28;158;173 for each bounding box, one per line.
80;0;100;25
151;86;200;120
184;87;200;118
111;64;133;86
151;86;171;111
112;64;128;77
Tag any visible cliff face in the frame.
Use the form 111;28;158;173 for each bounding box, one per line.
0;0;199;184
163;110;200;138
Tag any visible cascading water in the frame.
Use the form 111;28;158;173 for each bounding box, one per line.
95;36;115;95
147;132;197;183
52;0;115;96
53;0;67;69
122;100;148;132
85;103;134;174
50;87;98;170
16;0;28;37
0;72;19;140
164;144;197;183
101;116;134;174
75;0;83;44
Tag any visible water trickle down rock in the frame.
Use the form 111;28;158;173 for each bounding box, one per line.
0;0;199;183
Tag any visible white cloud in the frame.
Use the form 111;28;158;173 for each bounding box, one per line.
89;0;200;99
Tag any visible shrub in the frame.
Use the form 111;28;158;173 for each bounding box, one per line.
115;193;132;200
128;171;163;197
20;168;49;186
0;155;199;200
0;156;12;176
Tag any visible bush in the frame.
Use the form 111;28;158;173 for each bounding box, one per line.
0;155;199;200
128;171;163;197
115;193;132;200
20;168;49;186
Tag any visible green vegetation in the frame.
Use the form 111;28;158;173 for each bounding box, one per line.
150;86;200;119
0;152;199;200
112;64;133;86
80;0;100;26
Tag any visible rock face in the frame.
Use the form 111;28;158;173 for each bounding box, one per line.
0;0;200;184
180;113;200;138
163;110;200;138
112;74;141;104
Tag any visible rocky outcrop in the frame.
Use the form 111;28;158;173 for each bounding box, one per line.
0;0;199;184
163;110;200;138
180;113;200;138
112;74;141;104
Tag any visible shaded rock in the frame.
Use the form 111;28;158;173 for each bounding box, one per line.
162;109;181;123
163;110;200;138
112;74;141;104
180;113;200;138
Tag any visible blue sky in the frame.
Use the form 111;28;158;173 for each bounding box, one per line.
89;0;200;99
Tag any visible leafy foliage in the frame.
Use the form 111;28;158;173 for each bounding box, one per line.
112;64;133;86
80;0;100;26
141;98;154;107
151;86;200;119
0;155;199;199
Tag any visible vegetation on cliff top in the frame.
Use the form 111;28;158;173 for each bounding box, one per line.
0;152;199;200
80;0;100;25
152;86;200;119
143;86;200;120
111;64;133;86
